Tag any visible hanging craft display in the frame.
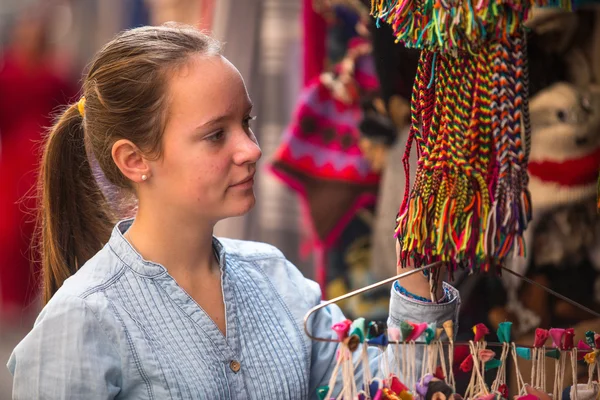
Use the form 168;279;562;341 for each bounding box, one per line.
310;312;600;399
310;317;600;399
369;0;572;272
303;263;600;399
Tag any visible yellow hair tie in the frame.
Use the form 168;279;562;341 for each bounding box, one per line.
77;96;86;117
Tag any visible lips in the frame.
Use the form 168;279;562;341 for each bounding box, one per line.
231;173;255;187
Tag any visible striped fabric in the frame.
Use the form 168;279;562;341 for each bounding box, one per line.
8;219;460;399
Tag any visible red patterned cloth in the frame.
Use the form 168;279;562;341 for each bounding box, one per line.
269;39;380;288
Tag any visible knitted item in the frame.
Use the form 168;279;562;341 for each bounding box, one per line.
371;0;572;272
393;36;532;273
269;38;381;288
370;0;572;54
367;9;573;283
527;82;600;211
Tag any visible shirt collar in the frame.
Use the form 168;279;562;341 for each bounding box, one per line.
107;218;226;277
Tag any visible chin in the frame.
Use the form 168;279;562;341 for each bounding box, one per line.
226;195;256;218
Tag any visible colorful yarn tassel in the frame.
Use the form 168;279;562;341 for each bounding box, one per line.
395;35;532;272
374;0;571;271
371;0;572;54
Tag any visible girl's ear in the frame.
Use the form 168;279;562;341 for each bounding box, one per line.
111;139;152;184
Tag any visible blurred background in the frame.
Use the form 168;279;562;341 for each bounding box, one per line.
1;0;600;396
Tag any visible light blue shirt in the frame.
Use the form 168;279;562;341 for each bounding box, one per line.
8;219;460;399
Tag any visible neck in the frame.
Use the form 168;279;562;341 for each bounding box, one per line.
125;204;217;276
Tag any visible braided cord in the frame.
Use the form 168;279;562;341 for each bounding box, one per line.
378;0;538;271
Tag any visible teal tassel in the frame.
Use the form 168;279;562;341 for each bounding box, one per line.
516;347;531;360
586;331;596;348
351;327;364;343
350;318;365;343
424;328;435;344
485;358;502;371
317;386;329;400
545;349;561;359
497;322;512;343
400;321;414;343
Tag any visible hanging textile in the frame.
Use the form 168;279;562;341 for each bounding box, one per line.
269;37;381;289
370;0;572;274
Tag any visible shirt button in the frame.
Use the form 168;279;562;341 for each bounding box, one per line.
229;360;241;373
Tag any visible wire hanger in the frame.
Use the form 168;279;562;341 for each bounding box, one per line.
303;261;600;348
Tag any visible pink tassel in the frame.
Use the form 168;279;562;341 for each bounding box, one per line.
407;322;428;341
534;328;549;348
473;323;490;342
332;320;352;341
388;327;401;342
549;328;565;349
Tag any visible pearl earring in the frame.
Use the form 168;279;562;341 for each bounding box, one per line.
141;174;148;181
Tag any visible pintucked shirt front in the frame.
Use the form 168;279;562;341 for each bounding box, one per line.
8;219;460;399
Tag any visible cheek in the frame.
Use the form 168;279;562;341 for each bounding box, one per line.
159;141;230;201
187;157;229;195
163;143;212;177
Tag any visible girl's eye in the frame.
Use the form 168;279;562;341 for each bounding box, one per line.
243;115;257;128
207;131;225;142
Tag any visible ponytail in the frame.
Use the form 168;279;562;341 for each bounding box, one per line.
37;25;223;303
37;104;115;304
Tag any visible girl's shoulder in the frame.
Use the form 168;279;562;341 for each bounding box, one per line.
215;237;286;261
58;242;126;299
216;237;322;309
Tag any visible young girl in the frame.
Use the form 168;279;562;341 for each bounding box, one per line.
7;24;460;399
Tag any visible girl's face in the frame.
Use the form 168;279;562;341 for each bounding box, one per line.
145;55;261;223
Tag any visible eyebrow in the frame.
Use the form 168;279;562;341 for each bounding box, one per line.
198;102;254;129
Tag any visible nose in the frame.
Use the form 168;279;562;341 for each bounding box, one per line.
232;130;262;165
